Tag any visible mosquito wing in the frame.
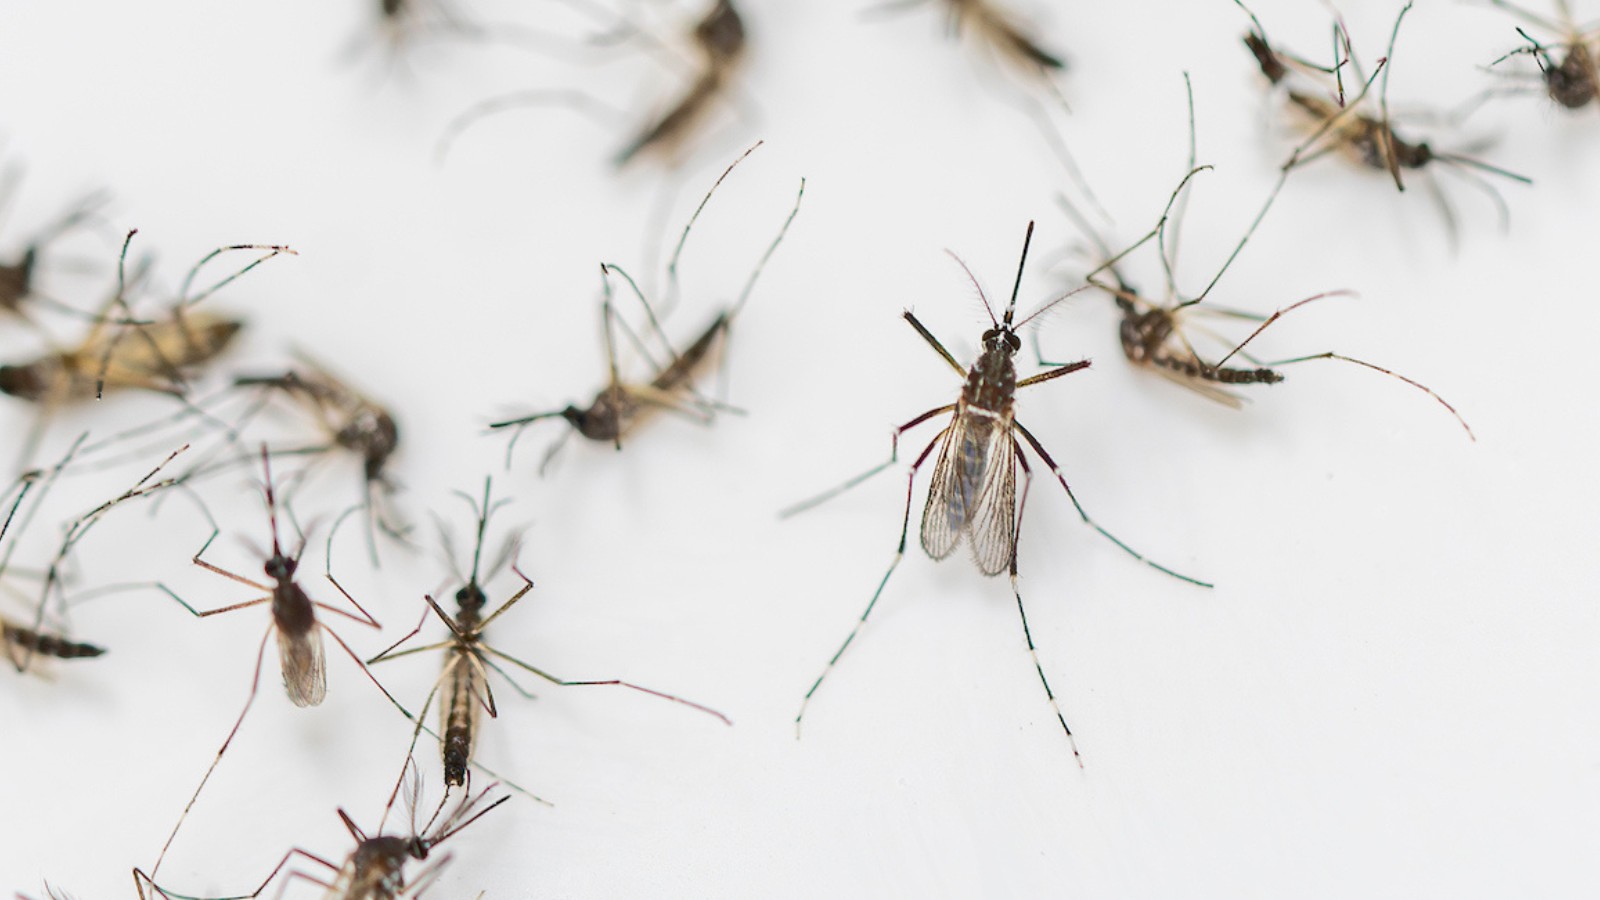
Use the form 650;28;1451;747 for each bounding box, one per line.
966;428;1018;577
920;410;1006;564
278;625;328;707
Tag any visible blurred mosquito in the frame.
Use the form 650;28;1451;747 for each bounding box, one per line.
875;0;1065;80
143;446;402;883
0;231;288;468
1482;0;1600;109
135;757;508;900
1054;78;1475;438
490;147;804;472
783;221;1210;764
232;351;405;553
0;180;110;328
437;0;748;168
0;436;110;673
1239;1;1530;239
369;477;730;791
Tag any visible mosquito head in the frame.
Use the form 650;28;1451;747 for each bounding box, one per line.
455;582;487;614
1546;45;1597;108
264;553;297;582
696;0;746;65
407;833;430;861
980;327;1022;357
0;363;46;401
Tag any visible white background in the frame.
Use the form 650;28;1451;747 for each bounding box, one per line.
0;0;1597;897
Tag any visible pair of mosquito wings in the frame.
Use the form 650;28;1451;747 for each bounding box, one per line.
921;410;1016;577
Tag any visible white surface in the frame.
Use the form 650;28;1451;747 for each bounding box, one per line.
0;1;1596;898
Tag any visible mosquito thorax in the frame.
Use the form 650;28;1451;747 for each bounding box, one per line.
1120;309;1172;364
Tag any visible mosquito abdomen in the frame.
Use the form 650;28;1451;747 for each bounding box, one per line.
2;622;105;660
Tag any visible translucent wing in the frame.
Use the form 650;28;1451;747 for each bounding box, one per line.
966;428;1018;577
921;412;1003;563
278;625;327;708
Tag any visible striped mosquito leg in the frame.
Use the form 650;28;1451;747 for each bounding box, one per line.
1009;440;1083;766
1012;420;1212;589
795;428;948;738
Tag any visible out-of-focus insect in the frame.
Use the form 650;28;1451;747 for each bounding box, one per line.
0;232;287;468
1238;1;1529;237
143;447;399;883
877;0;1065;81
1483;0;1600;109
135;759;508;900
614;0;747;167
0;182;109;327
783;222;1209;764
0;440;105;673
490;147;804;471
233;352;404;549
437;0;750;168
1053;79;1475;438
370;478;730;790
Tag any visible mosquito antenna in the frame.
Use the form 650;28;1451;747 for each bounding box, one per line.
258;445;287;559
1002;220;1036;327
943;249;997;327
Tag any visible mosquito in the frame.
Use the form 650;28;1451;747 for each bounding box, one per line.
369;477;730;791
0;182;110;328
232;351;405;550
1482;0;1600;110
1238;1;1530;238
489;146;804;472
783;221;1210;763
142;446;402;882
1053;78;1475;438
874;0;1065;79
613;0;746;166
134;758;508;900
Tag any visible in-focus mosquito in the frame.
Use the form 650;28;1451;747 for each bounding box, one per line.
490;147;804;472
1238;1;1530;239
1053;77;1475;438
1483;0;1600;109
142;446;402;883
135;758;508;900
784;221;1210;764
370;477;730;791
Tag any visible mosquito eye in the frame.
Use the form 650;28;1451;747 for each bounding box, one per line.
1005;332;1021;352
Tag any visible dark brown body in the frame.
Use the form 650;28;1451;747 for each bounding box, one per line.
0;312;242;404
1538;40;1598;108
1119;305;1281;388
440;582;488;787
327;833;421;900
616;0;747;166
236;365;400;484
561;311;727;444
2;618;104;665
267;553;327;708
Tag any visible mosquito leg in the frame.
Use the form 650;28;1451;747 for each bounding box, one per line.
150;628;274;880
794;429;946;737
1254;351;1476;439
483;646;730;724
190;529;272;592
1012;419;1211;588
779;404;955;518
1009;442;1083;766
